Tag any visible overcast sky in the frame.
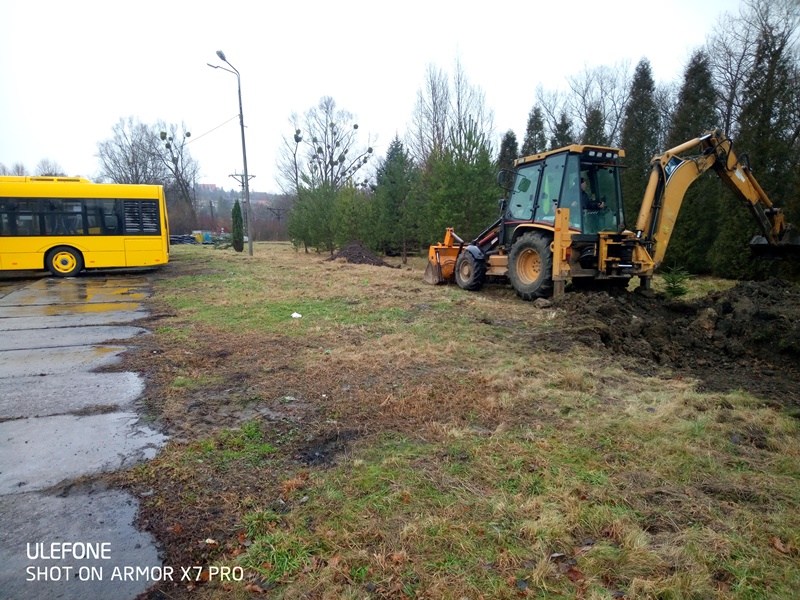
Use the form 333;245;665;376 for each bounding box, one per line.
1;0;739;194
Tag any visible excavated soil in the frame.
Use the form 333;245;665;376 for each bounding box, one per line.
325;241;400;268
549;279;800;409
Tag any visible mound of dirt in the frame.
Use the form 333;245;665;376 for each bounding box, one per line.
552;279;800;408
325;241;399;268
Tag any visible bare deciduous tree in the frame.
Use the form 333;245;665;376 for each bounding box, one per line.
706;0;799;136
533;85;567;146
654;81;679;151
158;123;200;231
277;96;374;195
406;64;451;165
96;117;170;184
10;163;28;176
706;8;760;135
34;159;66;177
450;58;495;160
562;62;633;147
407;59;494;165
158;124;199;208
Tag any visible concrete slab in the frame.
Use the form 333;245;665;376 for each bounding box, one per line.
0;311;150;330
0;326;147;351
0;412;167;495
0;345;127;378
0;489;161;600
0;275;167;600
0;372;145;420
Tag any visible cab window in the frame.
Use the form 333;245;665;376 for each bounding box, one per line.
507;163;541;220
534;153;566;226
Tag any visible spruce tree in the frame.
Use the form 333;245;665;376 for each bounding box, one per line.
372;137;418;262
663;50;721;273
497;130;519;173
231;199;244;253
549;112;574;150
520;106;547;156
582;107;609;146
619;58;660;227
420;119;497;242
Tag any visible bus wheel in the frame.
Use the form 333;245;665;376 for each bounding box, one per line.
46;246;84;277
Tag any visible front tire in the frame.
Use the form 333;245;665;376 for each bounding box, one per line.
455;251;486;291
46;246;84;277
508;232;553;300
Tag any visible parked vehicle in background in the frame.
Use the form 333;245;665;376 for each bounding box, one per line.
0;176;169;277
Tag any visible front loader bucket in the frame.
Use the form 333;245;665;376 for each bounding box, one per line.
423;246;459;285
423;257;444;284
423;228;464;285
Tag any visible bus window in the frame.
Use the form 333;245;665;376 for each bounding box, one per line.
15;201;41;235
85;199;121;234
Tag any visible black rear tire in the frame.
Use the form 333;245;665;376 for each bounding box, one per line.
508;232;553;300
455;251;486;291
46;246;84;277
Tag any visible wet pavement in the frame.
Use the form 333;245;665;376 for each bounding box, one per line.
0;274;166;600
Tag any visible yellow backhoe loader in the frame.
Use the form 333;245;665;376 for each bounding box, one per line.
423;129;800;299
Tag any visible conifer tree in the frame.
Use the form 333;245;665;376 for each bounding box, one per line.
520;106;547;156
420;118;497;243
582;107;609;146
231;199;244;253
497;130;519;173
549;112;574;150
619;58;660;227
663;50;721;273
372;137;418;262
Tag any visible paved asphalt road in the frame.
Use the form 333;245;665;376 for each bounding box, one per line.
0;273;166;600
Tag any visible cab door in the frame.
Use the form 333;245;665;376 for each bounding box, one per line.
533;152;567;227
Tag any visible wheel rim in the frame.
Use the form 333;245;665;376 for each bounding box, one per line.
458;260;473;281
52;251;77;274
517;248;541;285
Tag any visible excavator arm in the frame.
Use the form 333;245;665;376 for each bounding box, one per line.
635;129;800;267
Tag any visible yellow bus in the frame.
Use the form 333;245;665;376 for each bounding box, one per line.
0;176;169;277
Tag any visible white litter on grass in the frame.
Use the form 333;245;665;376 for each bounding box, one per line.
291;312;302;319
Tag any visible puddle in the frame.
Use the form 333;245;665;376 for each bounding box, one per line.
0;278;151;307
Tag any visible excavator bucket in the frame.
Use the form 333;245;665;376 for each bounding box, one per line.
750;230;800;260
423;228;463;285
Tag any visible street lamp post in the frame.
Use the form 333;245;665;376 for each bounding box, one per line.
208;50;254;256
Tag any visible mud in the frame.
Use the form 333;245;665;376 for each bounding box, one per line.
550;279;800;409
325;241;400;268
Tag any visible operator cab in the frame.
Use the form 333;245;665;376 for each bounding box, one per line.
503;145;625;236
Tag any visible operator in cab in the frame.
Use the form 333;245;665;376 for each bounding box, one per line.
581;177;605;210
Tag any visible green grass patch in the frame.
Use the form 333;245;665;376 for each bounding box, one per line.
134;245;800;599
187;420;277;468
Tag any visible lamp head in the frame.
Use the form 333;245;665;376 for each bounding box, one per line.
216;50;227;62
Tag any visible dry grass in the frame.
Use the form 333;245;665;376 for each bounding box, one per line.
118;243;800;600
